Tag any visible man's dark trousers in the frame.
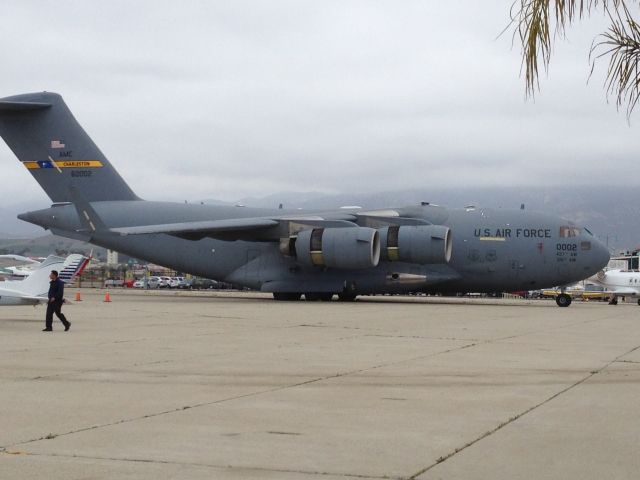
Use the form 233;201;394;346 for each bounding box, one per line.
46;301;69;330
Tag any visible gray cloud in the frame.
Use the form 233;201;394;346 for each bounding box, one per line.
1;1;638;205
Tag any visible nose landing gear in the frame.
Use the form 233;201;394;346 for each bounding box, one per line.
555;293;572;307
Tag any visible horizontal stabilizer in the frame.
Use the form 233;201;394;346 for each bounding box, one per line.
0;100;51;112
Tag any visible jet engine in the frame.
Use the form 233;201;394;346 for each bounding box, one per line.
295;227;380;269
378;225;452;264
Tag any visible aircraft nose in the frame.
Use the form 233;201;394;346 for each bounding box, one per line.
589;237;610;273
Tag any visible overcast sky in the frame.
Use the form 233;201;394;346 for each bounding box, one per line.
1;1;638;206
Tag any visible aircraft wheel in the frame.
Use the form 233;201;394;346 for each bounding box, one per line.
555;293;572;307
273;292;301;301
637;299;640;306
338;293;357;302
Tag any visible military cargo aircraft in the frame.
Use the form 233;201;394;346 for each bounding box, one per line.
0;92;610;306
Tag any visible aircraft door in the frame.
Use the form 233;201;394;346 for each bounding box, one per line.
508;258;524;282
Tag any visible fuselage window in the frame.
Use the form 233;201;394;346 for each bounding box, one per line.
559;226;581;238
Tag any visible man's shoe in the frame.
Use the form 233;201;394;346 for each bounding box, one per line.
42;328;52;332
64;322;71;332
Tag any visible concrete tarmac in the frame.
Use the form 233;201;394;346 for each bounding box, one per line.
1;290;639;479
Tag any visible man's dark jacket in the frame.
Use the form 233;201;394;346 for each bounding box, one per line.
48;278;65;302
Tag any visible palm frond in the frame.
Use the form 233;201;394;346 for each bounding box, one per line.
512;1;626;95
591;4;640;115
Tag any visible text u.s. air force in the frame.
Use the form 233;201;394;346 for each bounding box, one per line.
474;228;551;239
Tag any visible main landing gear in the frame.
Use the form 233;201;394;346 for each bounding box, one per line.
607;298;640;306
555;293;572;307
304;292;334;301
337;292;357;302
272;292;359;302
272;292;302;301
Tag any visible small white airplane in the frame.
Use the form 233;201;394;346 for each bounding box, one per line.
588;256;640;305
0;254;90;306
0;254;42;279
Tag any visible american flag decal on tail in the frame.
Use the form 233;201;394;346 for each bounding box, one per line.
51;140;65;149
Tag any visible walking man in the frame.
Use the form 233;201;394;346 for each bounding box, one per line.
43;270;71;332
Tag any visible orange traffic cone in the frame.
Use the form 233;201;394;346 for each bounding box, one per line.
104;291;111;303
75;291;82;302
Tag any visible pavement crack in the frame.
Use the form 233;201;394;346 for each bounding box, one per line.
6;340;480;451
407;342;640;479
7;316;623;459
5;451;394;479
366;334;479;342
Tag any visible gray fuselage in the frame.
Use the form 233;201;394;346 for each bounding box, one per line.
19;200;610;295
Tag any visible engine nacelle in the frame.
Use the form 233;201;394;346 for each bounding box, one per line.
295;227;380;269
379;225;452;264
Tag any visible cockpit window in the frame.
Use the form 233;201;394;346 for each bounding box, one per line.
559;226;581;238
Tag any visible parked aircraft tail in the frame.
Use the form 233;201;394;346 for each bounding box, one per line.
0;92;139;203
16;253;90;297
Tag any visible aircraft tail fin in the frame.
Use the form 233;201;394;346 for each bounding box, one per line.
57;254;91;284
11;255;64;297
16;254;90;297
0;92;139;203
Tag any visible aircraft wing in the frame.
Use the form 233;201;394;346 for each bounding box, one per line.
110;217;280;237
110;217;362;241
0;255;40;269
0;287;47;306
604;288;639;296
110;212;431;241
354;215;431;227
